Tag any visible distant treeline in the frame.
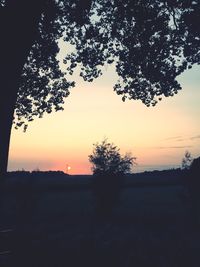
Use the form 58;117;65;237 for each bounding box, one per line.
0;169;184;193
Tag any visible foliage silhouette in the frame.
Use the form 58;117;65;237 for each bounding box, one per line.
89;139;135;218
182;151;193;170
0;1;200;175
89;139;135;176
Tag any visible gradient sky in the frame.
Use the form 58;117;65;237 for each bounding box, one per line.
8;43;200;174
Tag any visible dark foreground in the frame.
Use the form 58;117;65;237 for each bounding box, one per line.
0;170;200;267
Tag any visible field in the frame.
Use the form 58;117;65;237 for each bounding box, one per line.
0;170;200;267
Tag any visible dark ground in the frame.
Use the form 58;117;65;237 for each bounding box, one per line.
0;170;200;267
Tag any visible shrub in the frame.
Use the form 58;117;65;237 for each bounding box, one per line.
182;151;193;170
89;139;135;176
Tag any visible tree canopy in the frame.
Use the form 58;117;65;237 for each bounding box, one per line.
1;0;200;131
89;139;135;175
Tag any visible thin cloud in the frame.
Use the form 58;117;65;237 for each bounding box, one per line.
164;134;200;142
164;136;182;141
156;145;193;149
190;135;200;140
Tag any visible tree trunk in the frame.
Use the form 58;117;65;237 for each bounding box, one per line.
0;81;18;179
0;1;45;180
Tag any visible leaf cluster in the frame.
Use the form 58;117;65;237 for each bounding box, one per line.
182;150;193;170
89;139;136;175
1;1;199;129
63;0;200;106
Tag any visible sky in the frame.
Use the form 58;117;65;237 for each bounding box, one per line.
8;44;200;174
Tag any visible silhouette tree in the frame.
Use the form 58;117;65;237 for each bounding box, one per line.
0;1;200;177
89;139;135;176
182;151;193;170
89;139;135;218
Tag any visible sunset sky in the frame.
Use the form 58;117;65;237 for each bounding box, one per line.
8;43;200;174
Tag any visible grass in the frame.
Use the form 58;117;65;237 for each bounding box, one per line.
0;170;200;267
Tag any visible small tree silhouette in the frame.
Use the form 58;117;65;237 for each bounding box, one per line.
89;139;135;176
89;139;136;219
182;151;193;170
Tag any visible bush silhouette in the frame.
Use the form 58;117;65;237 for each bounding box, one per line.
89;139;134;176
182;151;193;170
89;139;135;219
